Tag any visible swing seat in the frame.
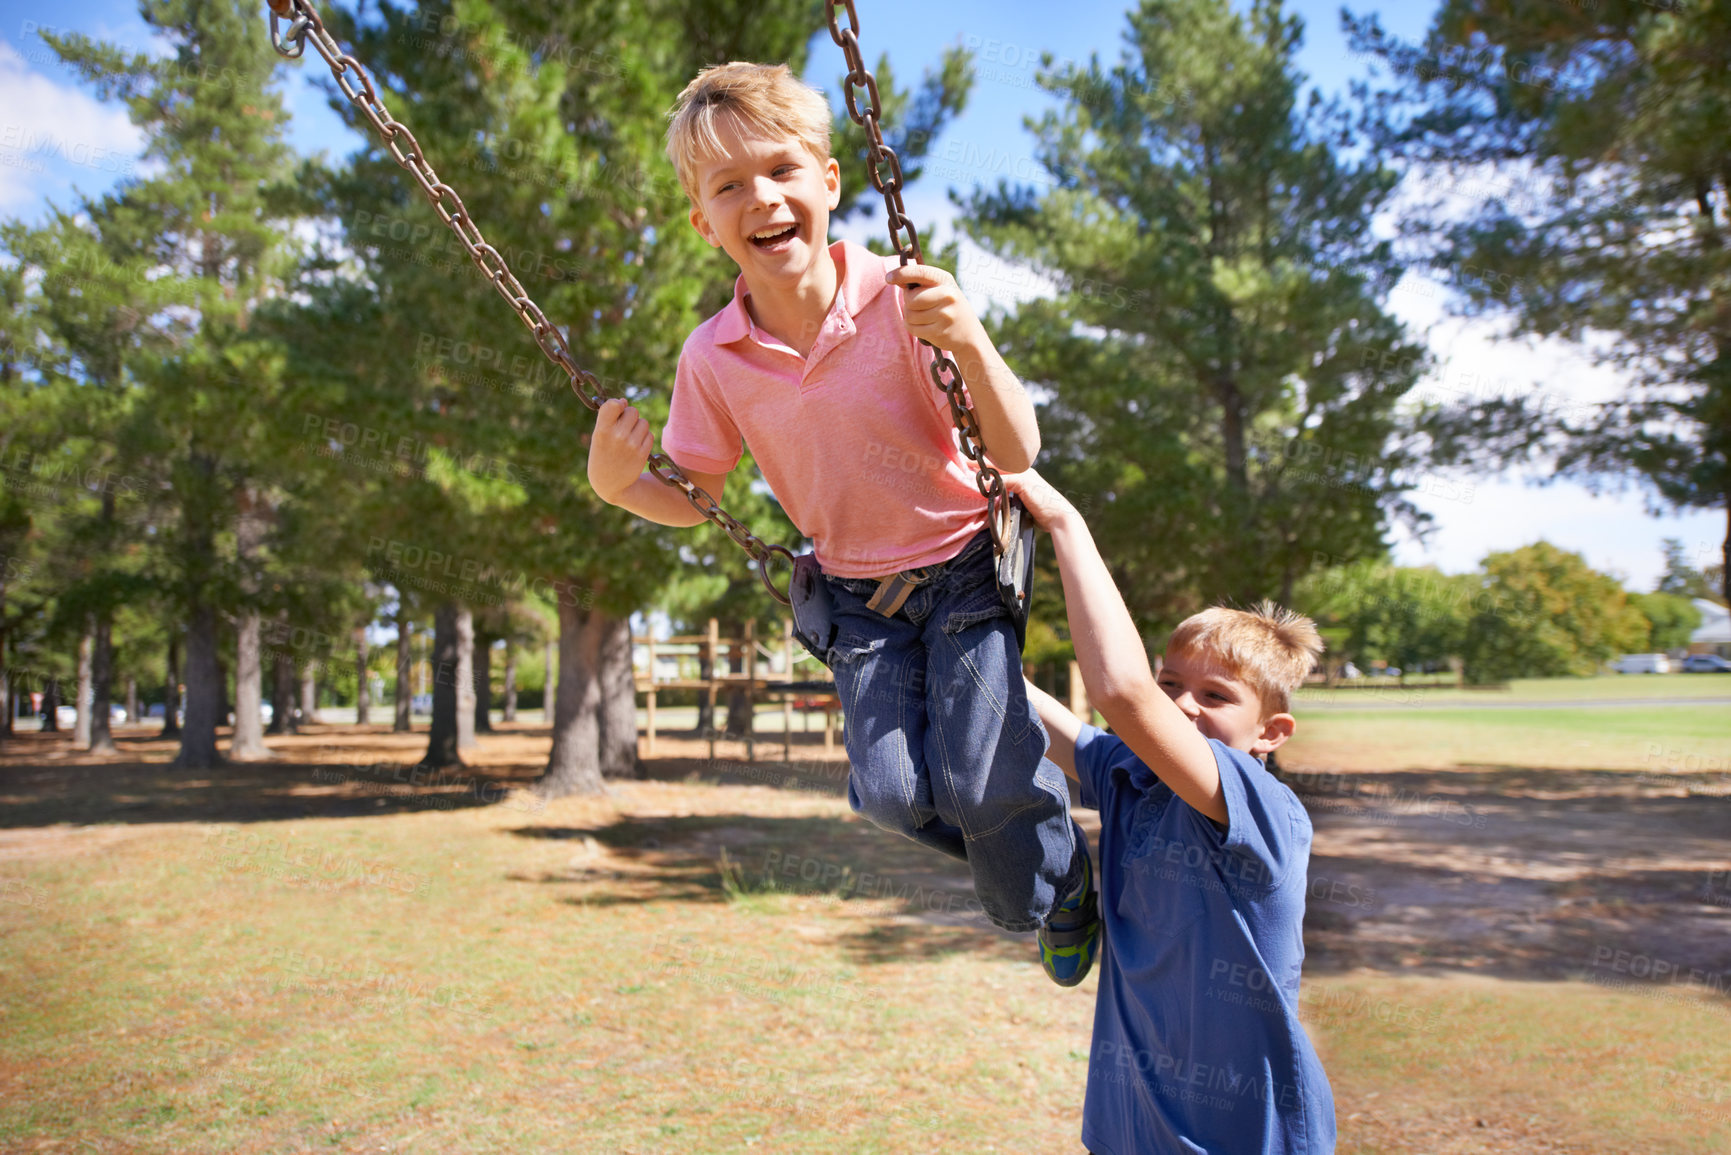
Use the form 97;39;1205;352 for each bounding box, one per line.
789;553;837;663
996;498;1036;652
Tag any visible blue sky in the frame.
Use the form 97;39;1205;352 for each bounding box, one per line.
1;0;1722;591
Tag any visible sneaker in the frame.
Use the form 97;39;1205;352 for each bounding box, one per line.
1039;846;1100;987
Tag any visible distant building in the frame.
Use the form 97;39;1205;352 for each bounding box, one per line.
1690;598;1731;657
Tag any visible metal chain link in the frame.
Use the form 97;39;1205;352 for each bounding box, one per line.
263;0;795;603
824;0;1011;552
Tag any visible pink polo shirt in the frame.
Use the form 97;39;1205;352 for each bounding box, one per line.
664;239;989;579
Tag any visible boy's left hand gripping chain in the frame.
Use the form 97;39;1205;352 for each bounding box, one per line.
260;0;796;605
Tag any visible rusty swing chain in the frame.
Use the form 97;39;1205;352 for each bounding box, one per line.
823;0;1011;553
262;0;795;603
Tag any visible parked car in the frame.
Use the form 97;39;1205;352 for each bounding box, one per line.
1612;653;1672;674
1681;653;1731;673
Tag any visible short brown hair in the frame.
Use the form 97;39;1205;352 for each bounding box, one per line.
1166;601;1323;716
665;62;833;202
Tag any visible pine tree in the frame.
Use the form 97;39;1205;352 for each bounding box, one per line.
961;0;1427;630
28;0;307;769
1351;1;1731;609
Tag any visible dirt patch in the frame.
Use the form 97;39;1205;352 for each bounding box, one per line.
1289;762;1731;990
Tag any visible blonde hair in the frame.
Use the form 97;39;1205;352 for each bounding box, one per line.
665;62;833;202
1166;601;1323;716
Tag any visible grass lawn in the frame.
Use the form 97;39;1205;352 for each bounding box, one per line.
1293;672;1731;707
2;723;1727;1152
1286;703;1731;773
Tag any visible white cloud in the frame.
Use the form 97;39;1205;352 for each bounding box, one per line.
0;36;145;213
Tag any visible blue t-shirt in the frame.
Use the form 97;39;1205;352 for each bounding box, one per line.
1074;725;1335;1155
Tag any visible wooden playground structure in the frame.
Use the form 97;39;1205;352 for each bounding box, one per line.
634;619;1094;764
634;619;840;763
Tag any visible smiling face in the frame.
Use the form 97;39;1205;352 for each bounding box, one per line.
1156;647;1296;757
686;113;840;289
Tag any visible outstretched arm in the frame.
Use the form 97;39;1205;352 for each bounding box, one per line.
1007;470;1227;823
1026;680;1081;783
587;398;729;527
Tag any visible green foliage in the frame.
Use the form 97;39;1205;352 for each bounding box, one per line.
1656;537;1725;605
1631;592;1701;653
1459;543;1649;683
961;0;1428;632
1295;560;1473;674
1299;545;1664;682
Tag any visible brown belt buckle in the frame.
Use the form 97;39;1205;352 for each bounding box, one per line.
864;565;934;618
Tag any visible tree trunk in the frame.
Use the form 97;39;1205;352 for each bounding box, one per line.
267;643;297;734
598;613;639;779
354;630;370;727
473;633;492;734
125;676;138;725
455;608;476;750
502;645;518;722
299;667;318;725
88;612;118;755
218;650;231;729
541;595;607;798
394;608;413;733
421;603;464;768
74;629;94;749
724;686;751;737
41;677;61;732
230;609;271;759
161;635;182;738
543;639;554;723
174;603;224;769
231;486;270;758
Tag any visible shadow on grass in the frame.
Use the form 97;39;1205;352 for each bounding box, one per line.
1289;764;1731;991
0;730;545;828
634;754;852;797
503;812;1032;965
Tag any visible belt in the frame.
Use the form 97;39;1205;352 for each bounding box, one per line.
864;565;937;618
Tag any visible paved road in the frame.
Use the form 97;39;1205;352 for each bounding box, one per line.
1293;695;1731;711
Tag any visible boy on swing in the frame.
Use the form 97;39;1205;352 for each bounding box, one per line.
585;62;1100;984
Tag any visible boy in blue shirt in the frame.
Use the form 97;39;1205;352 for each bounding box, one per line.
1009;470;1337;1154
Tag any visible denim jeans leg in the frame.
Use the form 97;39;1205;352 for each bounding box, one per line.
922;557;1082;932
825;578;968;863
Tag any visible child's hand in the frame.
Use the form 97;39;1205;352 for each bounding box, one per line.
1004;469;1081;532
887;264;987;352
587;398;654;504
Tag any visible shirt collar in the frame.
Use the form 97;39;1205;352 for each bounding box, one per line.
713;240;888;347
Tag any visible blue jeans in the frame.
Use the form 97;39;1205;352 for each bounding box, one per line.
824;530;1084;933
